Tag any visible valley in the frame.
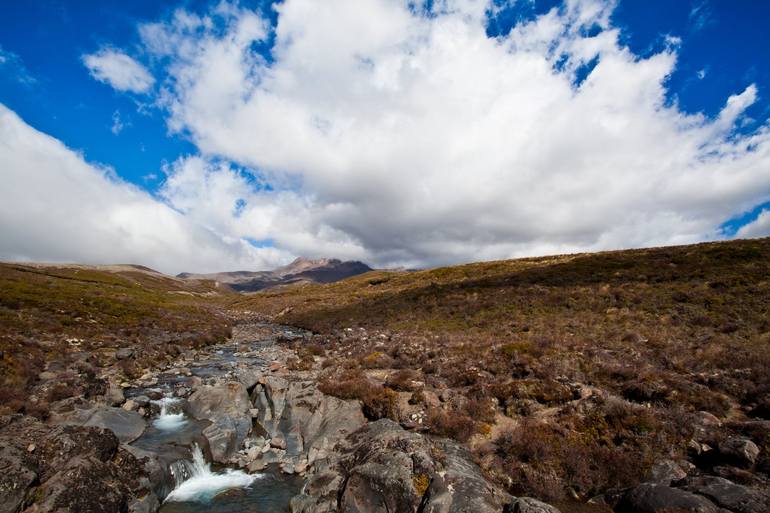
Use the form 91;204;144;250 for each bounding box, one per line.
1;238;769;513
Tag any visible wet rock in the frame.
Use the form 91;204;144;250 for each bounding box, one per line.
84;407;146;443
104;384;124;406
128;492;161;513
132;395;150;407
507;497;563;513
188;382;252;462
616;483;720;513
717;437;760;468
680;476;770;513
122;399;138;411
270;435;288;450
0;444;37;513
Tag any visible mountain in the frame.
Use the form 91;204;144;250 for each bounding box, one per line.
177;257;373;292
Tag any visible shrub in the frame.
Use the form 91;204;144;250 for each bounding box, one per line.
318;370;398;420
386;369;420;391
426;407;476;442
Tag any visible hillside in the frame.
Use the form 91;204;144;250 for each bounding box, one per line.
178;257;372;292
234;237;770;502
0;262;233;415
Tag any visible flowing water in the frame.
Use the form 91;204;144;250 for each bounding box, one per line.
165;444;258;503
127;324;303;512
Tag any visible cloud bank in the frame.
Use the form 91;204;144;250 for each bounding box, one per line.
0;104;290;274
138;0;770;268
5;0;770;272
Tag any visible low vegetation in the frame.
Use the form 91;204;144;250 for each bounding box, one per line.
241;238;770;502
0;263;232;416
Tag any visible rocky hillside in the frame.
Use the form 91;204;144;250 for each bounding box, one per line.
0;262;233;418
178;257;373;292
236;237;770;509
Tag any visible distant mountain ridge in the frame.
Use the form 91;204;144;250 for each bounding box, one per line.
177;257;372;292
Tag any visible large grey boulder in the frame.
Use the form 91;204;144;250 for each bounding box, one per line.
291;419;512;513
188;382;252;462
681;476;770;513
0;415;152;513
249;377;365;469
616;483;720;513
84;407;145;443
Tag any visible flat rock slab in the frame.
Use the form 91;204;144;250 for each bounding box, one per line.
84;407;146;443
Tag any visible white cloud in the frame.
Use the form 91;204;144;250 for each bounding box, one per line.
128;0;770;268
82;48;155;93
0;103;291;274
736;210;770;239
110;110;127;135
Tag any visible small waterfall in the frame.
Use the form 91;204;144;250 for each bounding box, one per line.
152;397;187;431
165;444;258;503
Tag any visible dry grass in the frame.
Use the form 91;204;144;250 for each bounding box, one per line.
0;263;233;415
237;237;770;500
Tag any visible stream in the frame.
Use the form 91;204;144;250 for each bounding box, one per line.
125;324;303;512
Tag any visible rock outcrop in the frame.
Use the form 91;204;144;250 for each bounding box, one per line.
290;419;512;513
0;415;151;513
187;382;252;462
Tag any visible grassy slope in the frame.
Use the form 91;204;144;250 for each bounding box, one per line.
0;263;233;414
235;238;770;502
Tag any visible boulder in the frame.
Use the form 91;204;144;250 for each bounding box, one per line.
681;476;770;513
26;455;128;513
104;384;125;407
0;444;37;513
616;483;720;513
188;382;252;462
717;437;760;468
0;415;151;513
84;407;146;443
646;459;688;485
293;419;512;513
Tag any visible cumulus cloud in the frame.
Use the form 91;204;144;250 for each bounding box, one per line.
128;0;770;268
737;210;770;238
82;48;155;93
0;103;291;274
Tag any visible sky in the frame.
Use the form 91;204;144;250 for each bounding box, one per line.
1;0;769;274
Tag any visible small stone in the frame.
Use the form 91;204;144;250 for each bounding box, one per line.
249;408;259;418
116;348;134;360
248;460;266;472
26;443;35;453
122;399;138;411
270;435;287;450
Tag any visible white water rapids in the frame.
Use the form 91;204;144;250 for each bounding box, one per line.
165;444;259;503
152;397;188;431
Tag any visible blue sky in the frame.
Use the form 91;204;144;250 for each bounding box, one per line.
2;1;768;188
1;0;770;272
